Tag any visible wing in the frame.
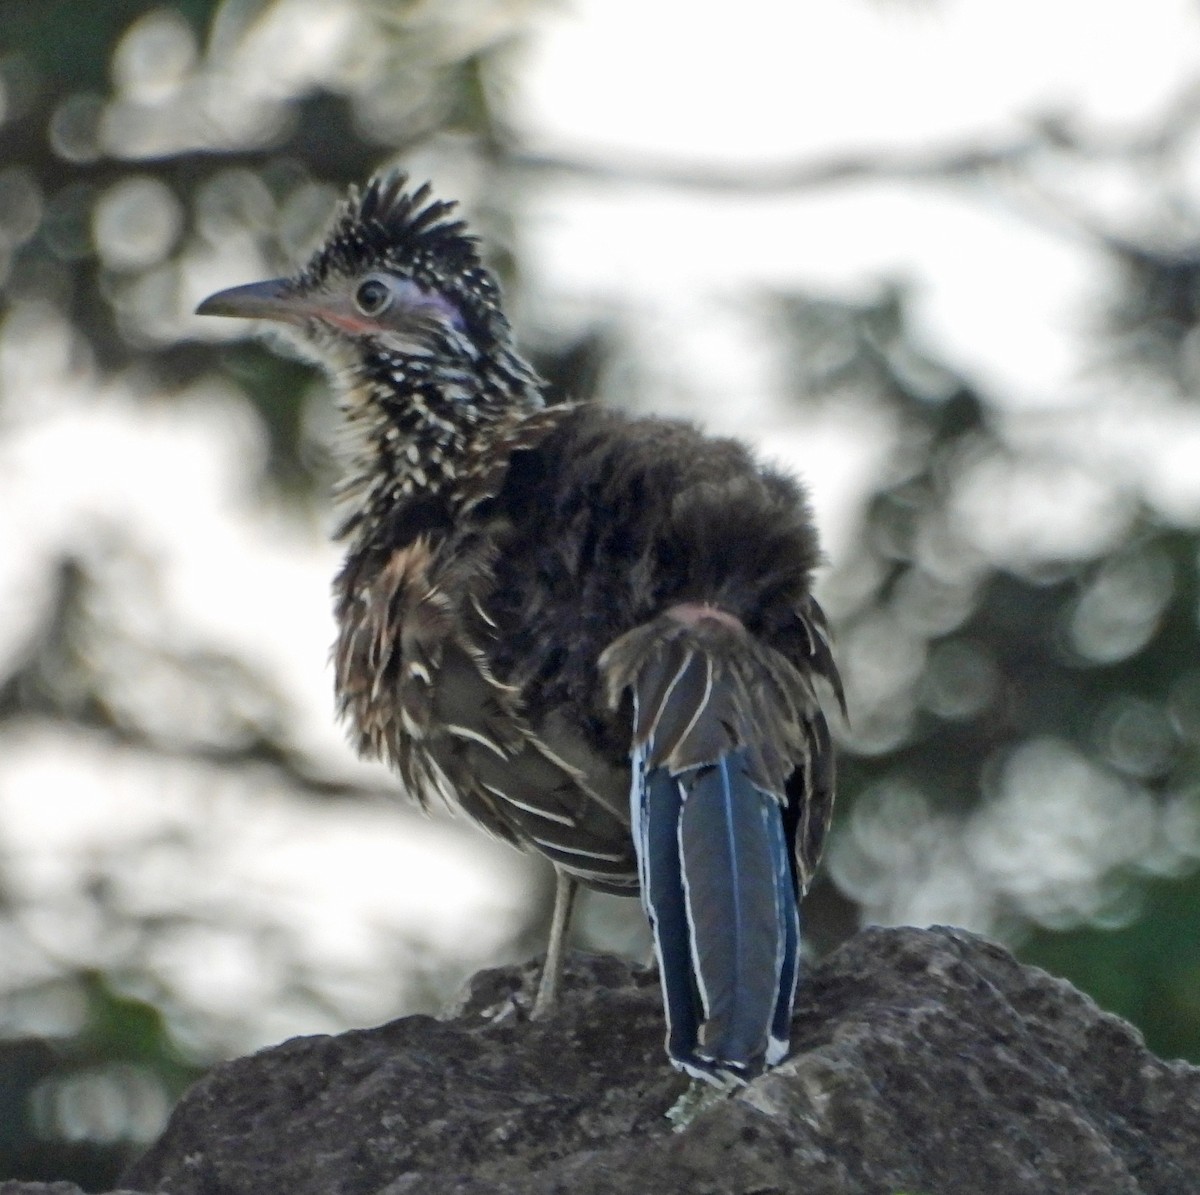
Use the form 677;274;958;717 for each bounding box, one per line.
335;535;637;892
785;595;843;894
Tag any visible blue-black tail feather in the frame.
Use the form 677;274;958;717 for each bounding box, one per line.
767;801;800;1064
635;746;799;1084
632;745;702;1064
602;606;838;1086
681;749;789;1071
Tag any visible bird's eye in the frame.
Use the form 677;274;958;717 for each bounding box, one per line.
354;278;392;315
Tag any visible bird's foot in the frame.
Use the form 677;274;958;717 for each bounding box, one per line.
665;1075;742;1131
474;993;525;1024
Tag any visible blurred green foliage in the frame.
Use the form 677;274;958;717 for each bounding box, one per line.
0;976;203;1187
1022;869;1200;1064
1;1;1199;1188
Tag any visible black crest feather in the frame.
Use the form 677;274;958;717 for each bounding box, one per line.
303;171;486;289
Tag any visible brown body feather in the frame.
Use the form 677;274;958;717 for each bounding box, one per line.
333;400;840;898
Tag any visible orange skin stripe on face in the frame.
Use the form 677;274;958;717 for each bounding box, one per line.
322;311;383;335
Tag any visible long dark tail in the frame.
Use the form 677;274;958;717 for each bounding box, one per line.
633;745;799;1082
602;603;837;1086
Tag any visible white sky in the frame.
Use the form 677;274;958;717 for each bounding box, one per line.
4;0;1200;1052
511;0;1199;409
510;0;1200;547
521;0;1200;156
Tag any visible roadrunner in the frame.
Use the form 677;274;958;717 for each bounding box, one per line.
198;172;842;1088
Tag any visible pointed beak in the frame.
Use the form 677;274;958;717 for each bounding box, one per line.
195;278;304;322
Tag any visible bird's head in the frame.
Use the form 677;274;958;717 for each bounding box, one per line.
197;172;513;372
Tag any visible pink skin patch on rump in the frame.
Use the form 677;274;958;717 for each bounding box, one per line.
666;603;744;632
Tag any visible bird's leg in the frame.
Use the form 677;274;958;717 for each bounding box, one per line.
531;868;578;1019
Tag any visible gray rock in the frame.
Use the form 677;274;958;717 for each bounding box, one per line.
0;1186;140;1195
114;926;1199;1195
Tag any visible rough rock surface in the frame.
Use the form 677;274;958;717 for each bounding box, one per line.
13;926;1200;1195
0;1187;140;1195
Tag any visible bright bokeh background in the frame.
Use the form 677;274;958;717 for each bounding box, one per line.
3;0;1200;1186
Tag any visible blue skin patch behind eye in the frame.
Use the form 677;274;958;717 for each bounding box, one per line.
390;277;466;332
